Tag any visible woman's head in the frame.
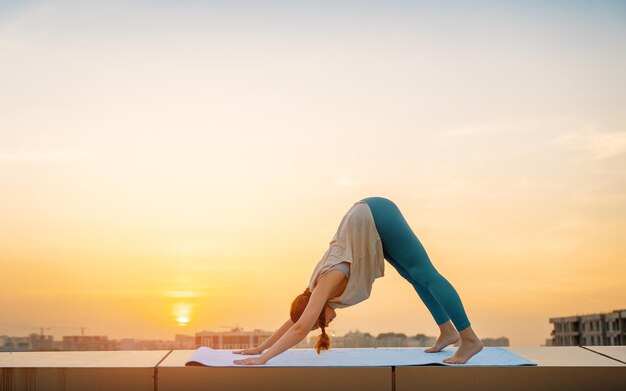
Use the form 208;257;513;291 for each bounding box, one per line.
290;287;336;354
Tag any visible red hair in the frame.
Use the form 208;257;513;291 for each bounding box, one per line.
290;287;331;354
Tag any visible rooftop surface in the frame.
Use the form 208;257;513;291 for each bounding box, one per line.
1;346;624;391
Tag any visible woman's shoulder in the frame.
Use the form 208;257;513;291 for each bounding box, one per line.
314;268;348;296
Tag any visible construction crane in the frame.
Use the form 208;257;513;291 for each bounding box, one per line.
56;327;87;336
22;327;51;338
22;327;88;337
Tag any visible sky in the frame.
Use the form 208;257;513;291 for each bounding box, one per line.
1;0;625;346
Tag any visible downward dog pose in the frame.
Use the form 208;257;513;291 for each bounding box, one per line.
233;197;483;365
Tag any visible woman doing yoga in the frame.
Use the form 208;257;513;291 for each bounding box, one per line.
233;197;483;365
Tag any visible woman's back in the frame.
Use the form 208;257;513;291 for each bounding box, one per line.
308;201;385;309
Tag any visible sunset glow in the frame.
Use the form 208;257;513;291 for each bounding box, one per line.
1;1;625;346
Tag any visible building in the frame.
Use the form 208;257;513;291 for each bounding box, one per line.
195;327;273;349
549;309;626;346
376;332;408;347
1;335;32;352
114;335;195;350
482;337;509;347
605;310;625;345
174;334;196;349
328;330;377;348
309;331;435;348
407;333;437;347
62;336;109;351
0;333;55;352
308;330;505;349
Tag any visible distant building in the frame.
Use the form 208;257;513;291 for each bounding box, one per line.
482;337;509;347
407;333;436;347
327;330;377;348
549;309;626;346
377;332;408;347
195;327;273;349
63;336;109;351
308;330;505;349
31;333;55;351
174;334;196;349
1;335;32;352
0;333;55;352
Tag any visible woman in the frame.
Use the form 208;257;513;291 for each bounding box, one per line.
233;197;483;365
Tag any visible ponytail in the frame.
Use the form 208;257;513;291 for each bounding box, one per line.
315;313;331;354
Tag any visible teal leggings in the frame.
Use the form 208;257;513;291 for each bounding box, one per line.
360;197;471;331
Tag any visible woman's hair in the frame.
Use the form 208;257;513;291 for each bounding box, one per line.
290;287;331;354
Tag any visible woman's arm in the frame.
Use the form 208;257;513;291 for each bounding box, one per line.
233;290;327;364
234;272;344;365
233;318;294;354
256;323;310;362
257;318;295;351
260;273;344;362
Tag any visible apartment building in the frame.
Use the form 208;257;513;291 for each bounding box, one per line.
195;327;273;349
549;309;626;346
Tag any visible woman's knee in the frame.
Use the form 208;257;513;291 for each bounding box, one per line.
409;268;441;288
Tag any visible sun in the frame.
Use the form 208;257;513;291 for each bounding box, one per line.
172;303;193;327
176;316;190;326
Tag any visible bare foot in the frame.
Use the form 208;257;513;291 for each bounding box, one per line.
443;337;483;364
424;332;460;353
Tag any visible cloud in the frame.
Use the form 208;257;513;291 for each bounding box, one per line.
556;125;626;160
164;290;203;299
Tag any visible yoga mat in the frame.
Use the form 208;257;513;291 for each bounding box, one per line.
186;347;537;367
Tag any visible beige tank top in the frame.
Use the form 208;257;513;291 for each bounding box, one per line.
308;201;385;309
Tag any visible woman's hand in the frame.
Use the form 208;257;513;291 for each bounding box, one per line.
232;356;268;365
232;347;263;355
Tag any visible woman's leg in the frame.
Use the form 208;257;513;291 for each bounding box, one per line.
361;197;471;332
383;249;451;326
362;197;483;363
384;249;462;352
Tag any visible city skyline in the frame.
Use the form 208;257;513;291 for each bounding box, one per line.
1;0;625;347
2;326;511;352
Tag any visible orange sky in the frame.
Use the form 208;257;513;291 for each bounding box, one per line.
1;1;625;346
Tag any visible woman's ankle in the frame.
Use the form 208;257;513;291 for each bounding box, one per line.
437;320;458;335
459;326;480;342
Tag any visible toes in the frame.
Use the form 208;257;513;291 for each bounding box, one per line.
443;356;462;364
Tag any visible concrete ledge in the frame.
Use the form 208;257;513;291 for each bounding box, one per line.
157;350;392;391
395;366;625;391
0;350;170;391
396;347;626;391
582;345;626;363
1;347;624;391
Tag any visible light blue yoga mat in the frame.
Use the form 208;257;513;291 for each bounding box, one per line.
186;347;537;367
